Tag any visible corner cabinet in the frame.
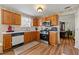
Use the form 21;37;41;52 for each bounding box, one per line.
1;9;21;25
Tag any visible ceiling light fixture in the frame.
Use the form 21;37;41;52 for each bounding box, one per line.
64;6;71;9
37;6;43;12
35;5;45;13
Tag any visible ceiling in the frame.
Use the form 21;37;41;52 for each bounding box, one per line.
0;4;79;17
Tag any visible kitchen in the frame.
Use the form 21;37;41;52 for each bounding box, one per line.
0;4;78;55
0;6;59;54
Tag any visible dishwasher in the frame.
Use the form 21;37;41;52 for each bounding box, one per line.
12;32;24;46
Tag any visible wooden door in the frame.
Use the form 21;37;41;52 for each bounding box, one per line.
49;32;58;46
33;19;36;26
50;15;58;26
35;31;40;41
45;17;50;21
13;13;21;25
24;32;31;43
1;9;13;25
3;34;12;50
53;15;58;26
1;9;21;25
31;31;40;41
31;31;36;41
33;18;40;26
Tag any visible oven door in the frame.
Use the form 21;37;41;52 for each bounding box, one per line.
40;34;48;41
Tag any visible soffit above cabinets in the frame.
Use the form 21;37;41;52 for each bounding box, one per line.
0;4;79;17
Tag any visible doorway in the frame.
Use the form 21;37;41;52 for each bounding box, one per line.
59;14;75;45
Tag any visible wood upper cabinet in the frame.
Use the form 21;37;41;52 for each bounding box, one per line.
31;31;40;41
1;9;13;25
45;17;50;21
33;18;40;26
49;32;58;46
50;15;58;26
13;13;21;25
1;9;21;25
42;15;58;26
24;32;32;44
3;34;12;50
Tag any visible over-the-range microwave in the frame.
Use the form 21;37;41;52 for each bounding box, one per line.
42;21;51;26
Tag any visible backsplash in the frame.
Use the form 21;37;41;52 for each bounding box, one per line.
0;24;31;33
31;26;41;31
12;25;31;31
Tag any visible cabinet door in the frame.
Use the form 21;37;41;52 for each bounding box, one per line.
1;9;13;25
33;19;37;26
33;18;40;26
3;34;12;50
13;13;21;25
1;9;21;25
31;31;36;41
50;15;58;26
24;32;31;43
31;31;40;41
45;17;50;21
35;31;40;41
49;32;58;46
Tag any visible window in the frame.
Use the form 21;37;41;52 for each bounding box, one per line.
21;15;32;27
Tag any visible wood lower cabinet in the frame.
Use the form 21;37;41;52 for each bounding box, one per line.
49;32;58;46
3;34;12;51
31;31;40;41
24;32;32;44
36;31;40;41
31;31;36;41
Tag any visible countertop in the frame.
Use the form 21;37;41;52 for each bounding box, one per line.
1;30;40;34
0;30;40;46
0;31;29;46
49;31;58;32
1;31;30;34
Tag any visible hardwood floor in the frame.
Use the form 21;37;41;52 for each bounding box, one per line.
2;38;79;55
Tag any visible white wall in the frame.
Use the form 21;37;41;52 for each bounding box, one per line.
59;14;75;32
75;8;79;49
